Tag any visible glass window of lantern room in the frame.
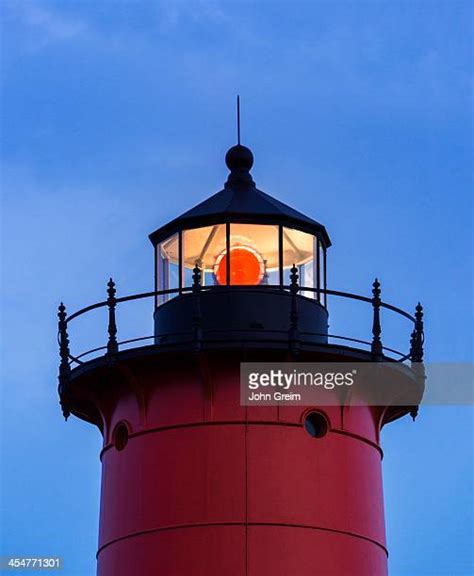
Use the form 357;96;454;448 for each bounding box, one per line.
156;233;180;305
182;225;227;287
282;227;317;298
226;224;280;285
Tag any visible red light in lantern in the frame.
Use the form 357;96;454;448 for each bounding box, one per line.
214;245;264;285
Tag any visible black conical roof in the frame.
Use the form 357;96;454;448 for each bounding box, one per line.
149;145;331;247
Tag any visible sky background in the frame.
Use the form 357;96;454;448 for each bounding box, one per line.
1;1;473;575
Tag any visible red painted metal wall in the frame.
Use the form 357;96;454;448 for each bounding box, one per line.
94;354;388;576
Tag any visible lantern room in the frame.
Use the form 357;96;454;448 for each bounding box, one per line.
149;144;331;345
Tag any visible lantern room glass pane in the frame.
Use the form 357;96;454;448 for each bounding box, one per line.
183;225;227;286
183;223;279;287
157;233;179;305
283;227;317;299
227;224;279;285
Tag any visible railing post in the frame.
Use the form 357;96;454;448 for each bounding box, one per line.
410;302;424;363
409;302;425;421
107;278;119;356
371;278;383;359
289;264;300;355
192;263;202;353
58;302;71;420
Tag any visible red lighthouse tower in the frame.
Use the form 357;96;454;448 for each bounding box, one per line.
58;142;424;576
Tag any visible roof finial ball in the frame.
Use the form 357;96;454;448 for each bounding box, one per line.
225;144;254;173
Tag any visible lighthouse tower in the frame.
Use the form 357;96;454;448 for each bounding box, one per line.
58;142;424;576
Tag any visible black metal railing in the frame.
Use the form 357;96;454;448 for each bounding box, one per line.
58;272;424;377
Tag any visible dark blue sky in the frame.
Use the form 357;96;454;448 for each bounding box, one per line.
1;1;472;575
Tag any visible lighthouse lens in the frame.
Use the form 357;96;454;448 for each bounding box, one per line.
214;245;264;285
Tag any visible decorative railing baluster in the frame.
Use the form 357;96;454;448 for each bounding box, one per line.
289;264;300;355
58;302;71;419
192;263;202;353
410;302;424;363
409;302;425;421
107;278;118;356
371;278;383;359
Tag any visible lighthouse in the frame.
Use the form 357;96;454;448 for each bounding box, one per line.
58;141;425;576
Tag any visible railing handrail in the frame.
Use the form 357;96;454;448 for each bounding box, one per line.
68;331;411;366
65;284;416;325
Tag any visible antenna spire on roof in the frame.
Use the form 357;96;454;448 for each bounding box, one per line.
237;94;241;145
